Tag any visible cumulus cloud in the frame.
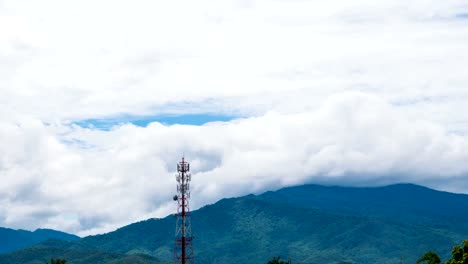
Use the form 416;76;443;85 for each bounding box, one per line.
1;92;468;236
1;0;468;235
1;0;468;123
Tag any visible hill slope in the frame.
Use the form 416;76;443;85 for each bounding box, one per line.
0;239;165;264
2;183;468;263
0;228;79;254
257;183;468;229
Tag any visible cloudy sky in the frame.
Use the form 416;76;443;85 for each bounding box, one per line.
1;0;468;236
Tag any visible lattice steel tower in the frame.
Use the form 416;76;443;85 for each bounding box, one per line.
173;157;194;264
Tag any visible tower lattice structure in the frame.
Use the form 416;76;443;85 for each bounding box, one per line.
173;157;194;264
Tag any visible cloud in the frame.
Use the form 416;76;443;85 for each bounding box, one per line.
1;92;468;236
1;0;468;123
1;0;468;235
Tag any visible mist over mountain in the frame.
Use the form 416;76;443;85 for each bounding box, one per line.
1;183;468;264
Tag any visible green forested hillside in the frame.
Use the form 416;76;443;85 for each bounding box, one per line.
1;184;468;264
257;184;468;229
0;239;165;264
0;228;79;254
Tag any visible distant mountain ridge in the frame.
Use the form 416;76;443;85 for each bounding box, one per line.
0;227;79;254
257;183;468;229
1;183;468;264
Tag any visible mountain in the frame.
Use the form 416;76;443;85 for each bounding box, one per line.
257;183;468;229
1;183;468;263
0;239;165;264
0;228;79;254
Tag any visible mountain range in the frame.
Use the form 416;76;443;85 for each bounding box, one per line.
1;183;468;264
0;228;79;254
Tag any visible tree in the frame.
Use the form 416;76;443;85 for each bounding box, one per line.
444;240;468;264
418;240;468;264
267;256;290;264
417;251;441;264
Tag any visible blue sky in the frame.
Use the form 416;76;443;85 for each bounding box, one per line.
1;0;468;236
74;114;238;130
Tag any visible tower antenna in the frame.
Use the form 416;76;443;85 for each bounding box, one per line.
173;156;194;264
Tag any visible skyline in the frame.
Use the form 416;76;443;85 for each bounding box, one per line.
1;0;468;236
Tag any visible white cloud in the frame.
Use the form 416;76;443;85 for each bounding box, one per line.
1;0;468;121
1;0;468;235
1;92;468;236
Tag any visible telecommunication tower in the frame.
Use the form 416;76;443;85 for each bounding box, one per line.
173;157;194;264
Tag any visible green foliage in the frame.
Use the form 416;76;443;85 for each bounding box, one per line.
444;240;468;264
0;243;165;264
417;251;441;264
419;240;468;264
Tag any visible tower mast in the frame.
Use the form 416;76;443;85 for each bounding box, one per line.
174;157;194;264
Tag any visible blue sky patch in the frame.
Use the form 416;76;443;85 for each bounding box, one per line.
74;114;238;130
